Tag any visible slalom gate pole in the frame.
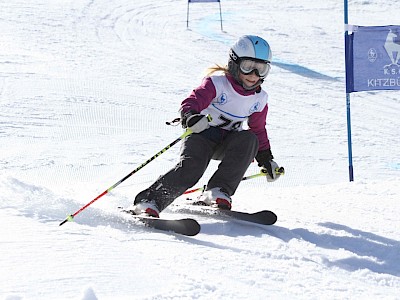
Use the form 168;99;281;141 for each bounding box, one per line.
59;129;193;226
183;166;285;195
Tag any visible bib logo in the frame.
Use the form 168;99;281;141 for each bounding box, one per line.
217;93;228;105
249;102;261;113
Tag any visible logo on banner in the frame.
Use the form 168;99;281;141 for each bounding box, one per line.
367;48;378;62
383;29;400;75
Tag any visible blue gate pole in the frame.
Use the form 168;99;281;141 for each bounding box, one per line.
344;0;354;181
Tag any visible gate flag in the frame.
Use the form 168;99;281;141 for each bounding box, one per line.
344;0;400;182
346;25;400;92
187;0;223;31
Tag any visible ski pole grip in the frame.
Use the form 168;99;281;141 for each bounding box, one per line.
260;166;285;175
181;128;193;138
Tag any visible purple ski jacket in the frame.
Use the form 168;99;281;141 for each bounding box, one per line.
181;74;271;151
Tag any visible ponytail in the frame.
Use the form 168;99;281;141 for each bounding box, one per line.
205;64;229;77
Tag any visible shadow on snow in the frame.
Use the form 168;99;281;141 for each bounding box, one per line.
290;222;400;277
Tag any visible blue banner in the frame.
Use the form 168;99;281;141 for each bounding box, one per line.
347;25;400;92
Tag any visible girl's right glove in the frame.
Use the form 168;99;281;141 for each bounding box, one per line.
255;149;284;182
181;110;210;133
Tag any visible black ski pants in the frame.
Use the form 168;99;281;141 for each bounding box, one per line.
134;128;259;211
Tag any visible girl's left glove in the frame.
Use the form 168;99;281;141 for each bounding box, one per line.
255;149;284;182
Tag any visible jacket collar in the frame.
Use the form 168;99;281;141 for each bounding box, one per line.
226;74;261;95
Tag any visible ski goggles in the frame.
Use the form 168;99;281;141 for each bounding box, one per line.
239;59;271;78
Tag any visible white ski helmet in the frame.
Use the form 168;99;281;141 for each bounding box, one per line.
228;35;272;90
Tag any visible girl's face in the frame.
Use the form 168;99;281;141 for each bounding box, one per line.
238;71;260;89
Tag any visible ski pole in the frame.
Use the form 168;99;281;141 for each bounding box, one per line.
183;166;285;195
59;129;193;226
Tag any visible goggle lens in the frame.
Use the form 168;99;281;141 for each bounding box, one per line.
239;59;270;77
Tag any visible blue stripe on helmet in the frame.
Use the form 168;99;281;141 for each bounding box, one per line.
247;35;271;61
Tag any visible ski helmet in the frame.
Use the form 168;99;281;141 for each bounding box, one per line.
228;35;272;90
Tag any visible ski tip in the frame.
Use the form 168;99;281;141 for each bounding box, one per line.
123;210;201;236
184;219;201;236
258;210;277;225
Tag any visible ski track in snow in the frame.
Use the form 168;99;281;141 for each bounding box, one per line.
1;0;400;299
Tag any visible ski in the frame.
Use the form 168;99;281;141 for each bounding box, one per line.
181;202;277;225
121;209;201;236
217;209;277;225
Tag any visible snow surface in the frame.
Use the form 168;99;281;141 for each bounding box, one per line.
1;0;399;299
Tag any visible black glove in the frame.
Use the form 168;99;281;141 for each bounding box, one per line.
181;110;210;133
255;149;283;182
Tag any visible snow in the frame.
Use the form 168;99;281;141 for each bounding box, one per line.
1;0;399;299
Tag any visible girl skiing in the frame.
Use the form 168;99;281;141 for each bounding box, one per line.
132;35;282;217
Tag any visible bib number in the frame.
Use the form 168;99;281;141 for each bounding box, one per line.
216;115;242;130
